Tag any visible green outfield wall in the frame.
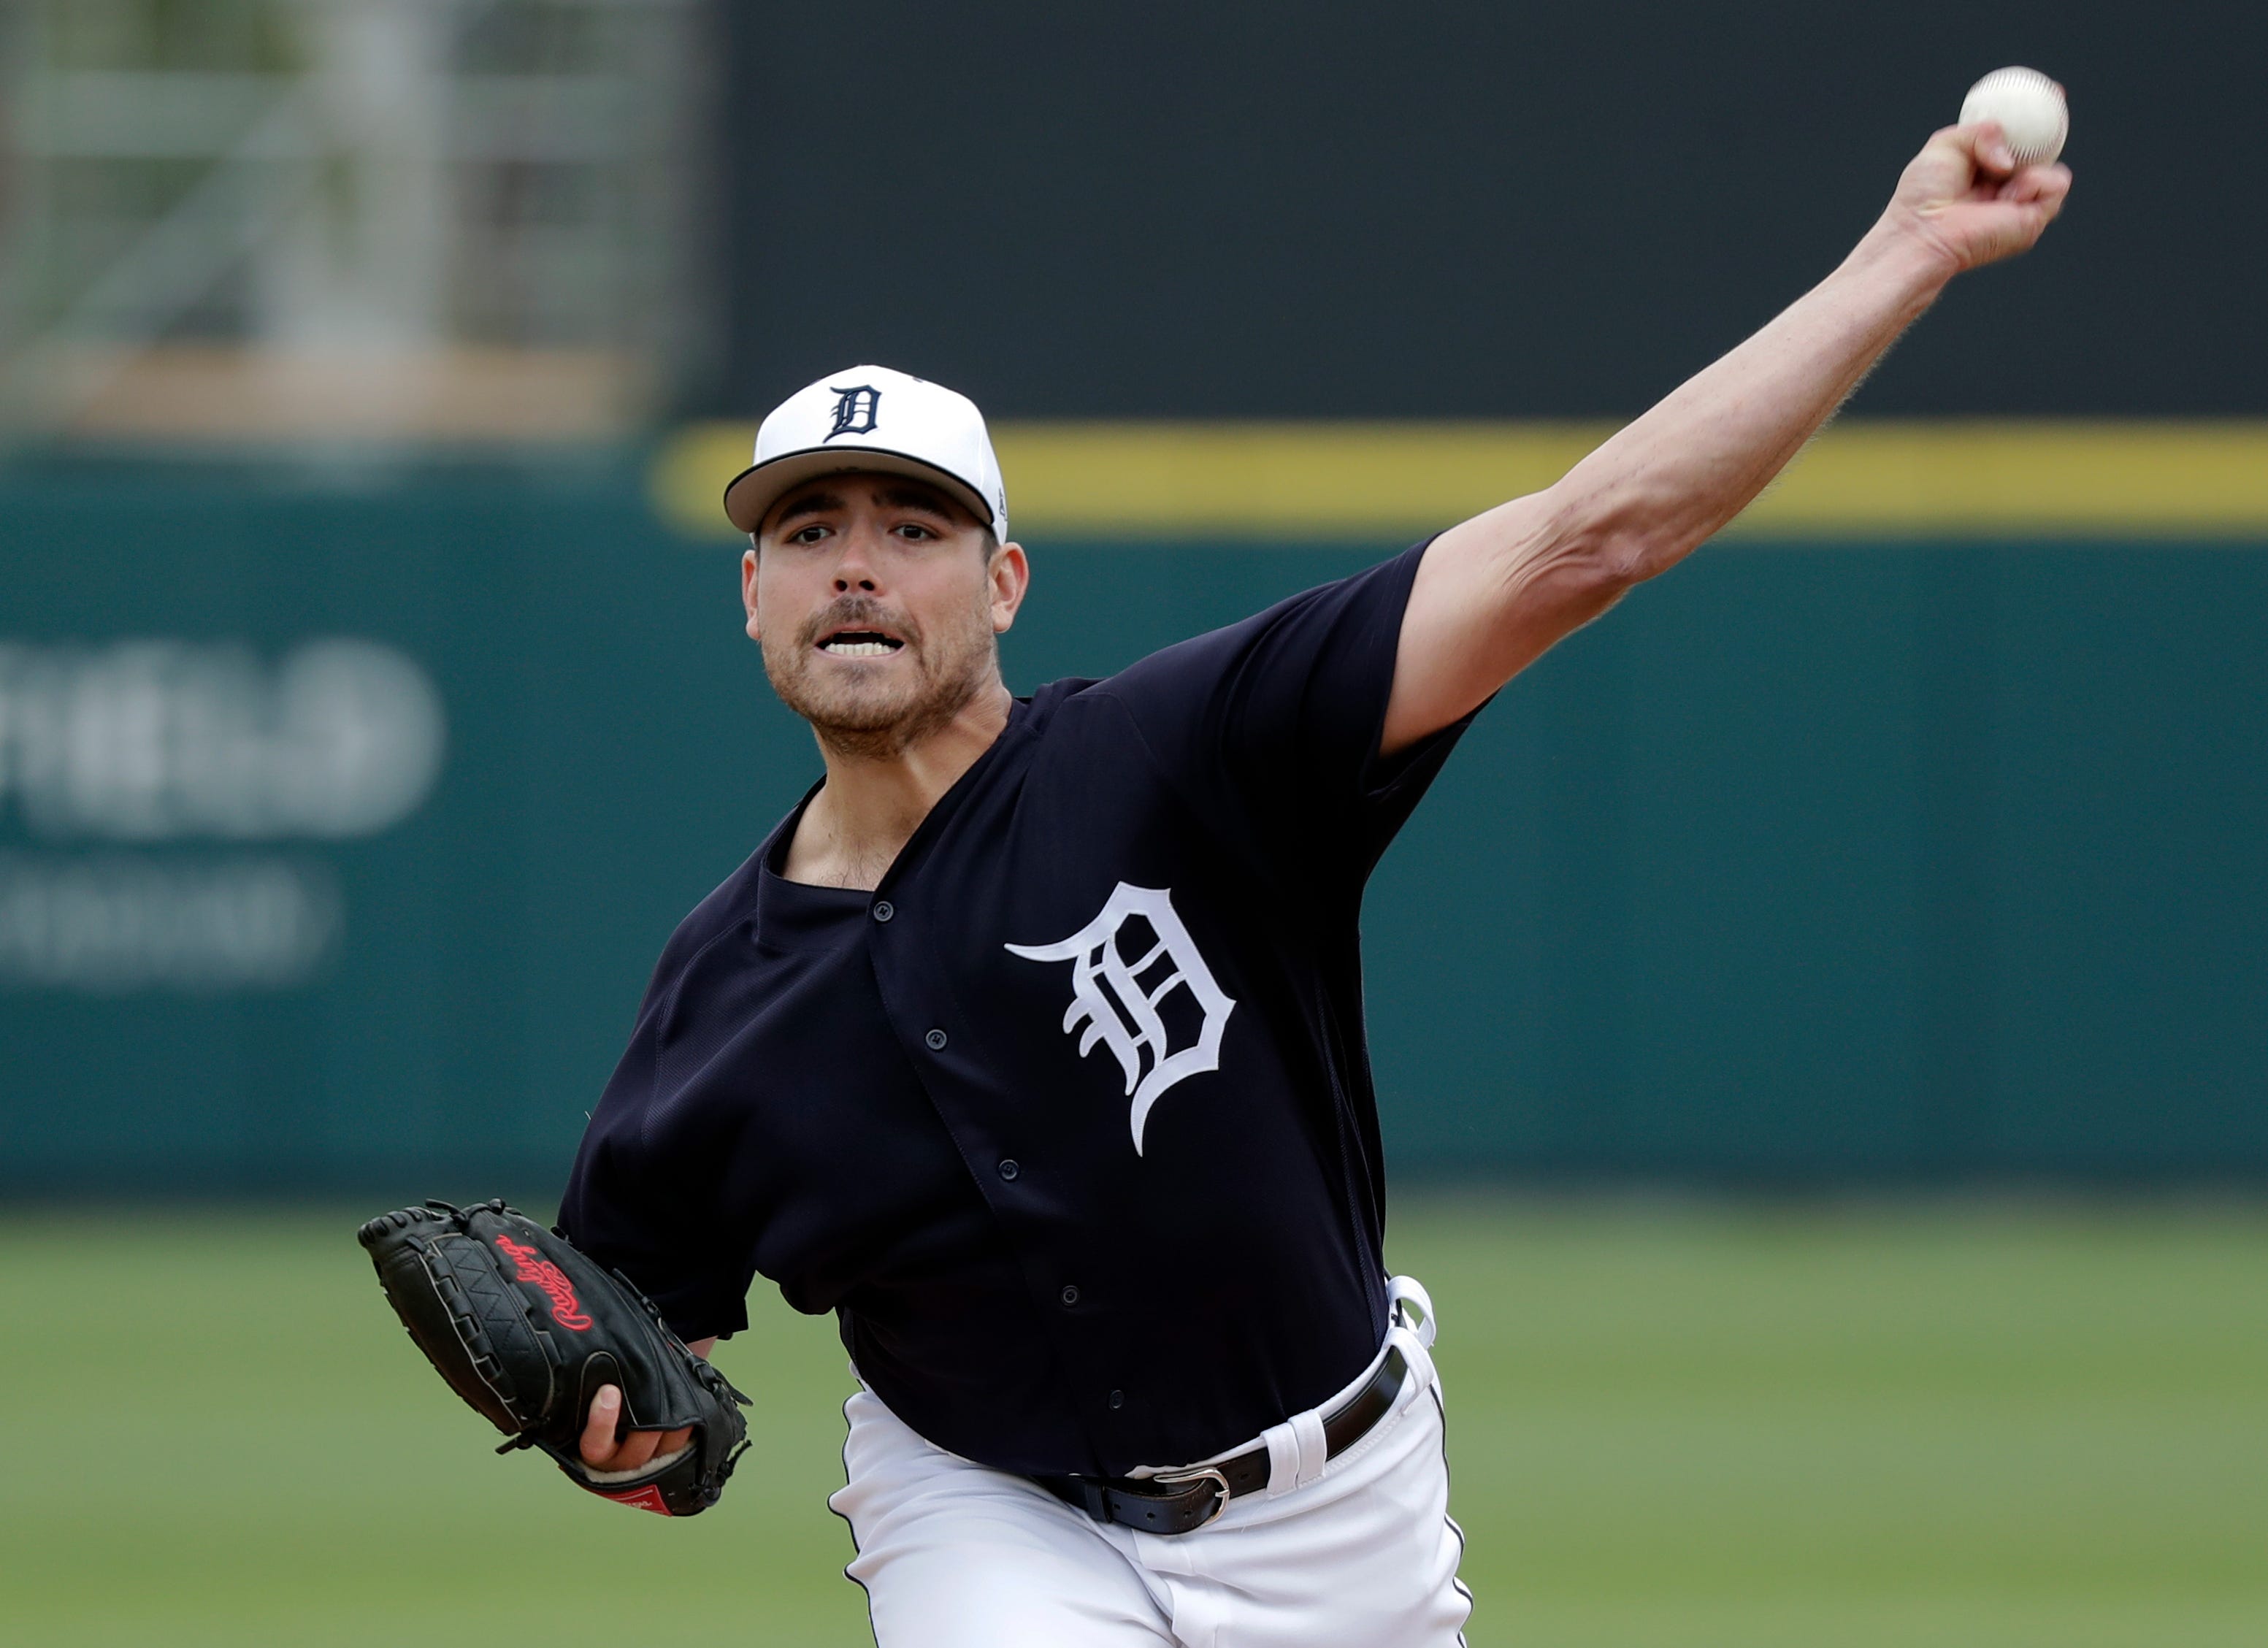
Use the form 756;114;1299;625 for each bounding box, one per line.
2;461;2263;1193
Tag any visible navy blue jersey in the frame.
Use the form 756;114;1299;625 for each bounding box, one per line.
560;541;1479;1476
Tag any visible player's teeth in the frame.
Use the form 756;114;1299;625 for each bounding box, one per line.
822;640;897;656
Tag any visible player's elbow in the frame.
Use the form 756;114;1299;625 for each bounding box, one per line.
1516;480;1640;592
1584;532;1657;599
1539;475;1701;594
1442;487;1647;648
1529;516;1650;608
1479;526;1636;648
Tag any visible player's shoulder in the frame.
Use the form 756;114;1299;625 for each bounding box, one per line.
1026;675;1104;720
1075;541;1436;713
645;797;802;981
1038;588;1306;727
667;856;762;956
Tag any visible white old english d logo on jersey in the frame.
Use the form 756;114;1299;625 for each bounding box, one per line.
1005;884;1235;1155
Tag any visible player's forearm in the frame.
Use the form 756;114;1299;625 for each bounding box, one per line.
1552;222;1953;586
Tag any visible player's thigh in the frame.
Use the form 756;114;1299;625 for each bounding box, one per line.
831;1390;1174;1648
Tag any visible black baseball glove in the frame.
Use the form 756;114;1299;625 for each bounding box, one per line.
357;1197;750;1516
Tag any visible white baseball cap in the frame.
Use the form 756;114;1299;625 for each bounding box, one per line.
721;364;1009;542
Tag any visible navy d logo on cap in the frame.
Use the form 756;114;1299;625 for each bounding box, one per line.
826;385;881;440
724;366;1008;543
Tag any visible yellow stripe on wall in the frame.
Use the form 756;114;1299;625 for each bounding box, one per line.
652;421;2268;543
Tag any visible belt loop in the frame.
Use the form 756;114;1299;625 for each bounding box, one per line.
1260;1418;1300;1497
1387;1274;1436;1349
1290;1406;1328;1489
1388;1319;1436;1404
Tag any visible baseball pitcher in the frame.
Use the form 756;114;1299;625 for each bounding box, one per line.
388;118;2067;1644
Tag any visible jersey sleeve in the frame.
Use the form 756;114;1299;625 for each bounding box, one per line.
1091;538;1484;894
558;1114;751;1344
556;892;759;1343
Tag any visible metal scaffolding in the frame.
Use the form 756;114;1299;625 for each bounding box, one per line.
0;0;708;445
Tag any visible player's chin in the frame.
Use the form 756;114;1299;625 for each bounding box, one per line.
794;676;926;734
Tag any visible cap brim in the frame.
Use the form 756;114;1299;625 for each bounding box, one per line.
721;445;996;536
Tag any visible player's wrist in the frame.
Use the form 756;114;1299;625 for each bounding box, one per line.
1846;215;1961;307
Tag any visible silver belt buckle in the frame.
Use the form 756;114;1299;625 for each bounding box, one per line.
1151;1464;1231;1528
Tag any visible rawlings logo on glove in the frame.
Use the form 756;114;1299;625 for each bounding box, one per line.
358;1199;751;1517
494;1234;594;1330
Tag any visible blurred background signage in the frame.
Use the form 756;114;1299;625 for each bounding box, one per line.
0;637;443;990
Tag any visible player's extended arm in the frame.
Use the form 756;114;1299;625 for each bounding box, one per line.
1381;121;2071;755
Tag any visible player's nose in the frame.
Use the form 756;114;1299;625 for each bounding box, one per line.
830;520;887;592
831;548;881;594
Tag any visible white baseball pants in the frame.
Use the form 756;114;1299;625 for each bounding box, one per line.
829;1278;1473;1647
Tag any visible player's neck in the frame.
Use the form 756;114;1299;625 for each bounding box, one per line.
783;681;1015;891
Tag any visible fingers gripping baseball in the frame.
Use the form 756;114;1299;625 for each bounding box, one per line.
578;1384;694;1471
1885;121;2072;275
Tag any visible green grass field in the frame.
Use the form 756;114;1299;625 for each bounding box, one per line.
1;1200;2261;1646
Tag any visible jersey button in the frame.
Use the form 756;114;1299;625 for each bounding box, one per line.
1060;1284;1081;1307
997;1158;1021;1181
924;1027;948;1051
871;900;894;923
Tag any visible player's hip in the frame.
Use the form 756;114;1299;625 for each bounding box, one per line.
829;1276;1470;1647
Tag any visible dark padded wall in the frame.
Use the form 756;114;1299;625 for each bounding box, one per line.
708;0;2261;418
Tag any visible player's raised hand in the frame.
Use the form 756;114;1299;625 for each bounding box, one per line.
1880;120;2072;275
578;1382;694;1471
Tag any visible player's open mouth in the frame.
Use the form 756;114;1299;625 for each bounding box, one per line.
818;629;904;658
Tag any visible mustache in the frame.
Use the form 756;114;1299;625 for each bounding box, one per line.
797;595;916;648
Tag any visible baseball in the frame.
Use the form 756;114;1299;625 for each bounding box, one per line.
1959;66;2069;167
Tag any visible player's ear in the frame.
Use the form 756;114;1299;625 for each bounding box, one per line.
741;543;762;642
988;542;1030;635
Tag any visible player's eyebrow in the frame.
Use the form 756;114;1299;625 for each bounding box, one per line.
874;484;963;521
770;483;965;533
770;488;848;528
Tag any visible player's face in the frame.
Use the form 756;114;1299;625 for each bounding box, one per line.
744;474;1025;753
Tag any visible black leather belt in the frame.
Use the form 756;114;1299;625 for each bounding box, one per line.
1033;1345;1410;1536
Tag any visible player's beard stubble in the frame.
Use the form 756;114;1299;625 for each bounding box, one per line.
761;582;1000;762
